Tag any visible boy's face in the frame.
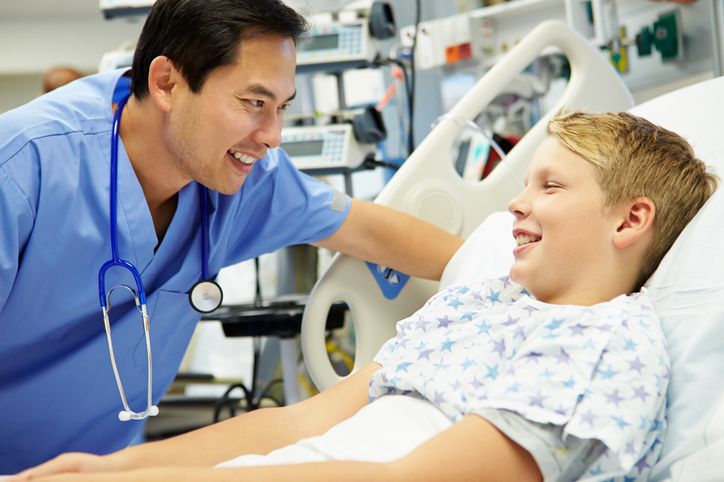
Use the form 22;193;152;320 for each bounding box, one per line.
507;136;620;305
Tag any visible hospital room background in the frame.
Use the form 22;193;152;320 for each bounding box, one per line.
0;0;720;456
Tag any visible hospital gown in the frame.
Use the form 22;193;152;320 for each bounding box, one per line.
371;276;669;481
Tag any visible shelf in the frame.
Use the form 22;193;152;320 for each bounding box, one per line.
469;0;565;20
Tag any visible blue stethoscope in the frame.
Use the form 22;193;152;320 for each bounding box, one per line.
98;91;223;422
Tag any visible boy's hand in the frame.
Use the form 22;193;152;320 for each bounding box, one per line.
9;452;119;480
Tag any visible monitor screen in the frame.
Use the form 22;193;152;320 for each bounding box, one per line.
299;33;339;52
282;140;325;157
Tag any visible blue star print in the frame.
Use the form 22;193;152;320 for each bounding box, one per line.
368;276;668;481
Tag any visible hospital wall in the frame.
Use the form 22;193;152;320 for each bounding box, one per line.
0;5;144;113
0;1;718;112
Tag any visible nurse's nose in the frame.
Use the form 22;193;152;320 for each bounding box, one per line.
252;109;283;149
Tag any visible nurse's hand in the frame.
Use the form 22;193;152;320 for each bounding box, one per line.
9;453;119;480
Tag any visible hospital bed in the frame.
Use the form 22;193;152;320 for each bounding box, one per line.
302;20;724;482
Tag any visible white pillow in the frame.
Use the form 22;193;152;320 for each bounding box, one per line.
643;188;724;481
440;76;724;482
629;77;724;482
664;386;724;482
439;211;513;290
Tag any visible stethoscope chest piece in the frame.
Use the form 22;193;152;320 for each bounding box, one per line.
189;279;223;313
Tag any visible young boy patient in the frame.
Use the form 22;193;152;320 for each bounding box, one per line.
14;112;717;482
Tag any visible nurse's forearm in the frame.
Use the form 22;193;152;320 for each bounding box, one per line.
316;200;464;281
11;409;302;482
108;405;305;468
370;204;463;280
46;462;394;481
110;363;377;470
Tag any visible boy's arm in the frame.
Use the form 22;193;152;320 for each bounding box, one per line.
27;414;541;482
314;199;464;281
388;413;542;482
12;364;379;479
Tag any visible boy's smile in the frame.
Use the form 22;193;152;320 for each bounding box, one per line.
512;228;542;255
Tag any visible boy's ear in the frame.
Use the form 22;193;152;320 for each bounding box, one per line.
612;197;655;249
147;56;183;112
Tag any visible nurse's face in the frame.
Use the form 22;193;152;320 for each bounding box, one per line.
507;136;619;305
165;35;297;195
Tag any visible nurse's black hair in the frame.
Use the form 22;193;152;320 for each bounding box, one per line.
130;0;308;99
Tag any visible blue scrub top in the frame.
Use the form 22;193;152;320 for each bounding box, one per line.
0;70;350;472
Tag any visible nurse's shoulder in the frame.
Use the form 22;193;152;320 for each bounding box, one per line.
0;70;123;163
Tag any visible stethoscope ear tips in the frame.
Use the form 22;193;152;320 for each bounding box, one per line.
118;406;159;421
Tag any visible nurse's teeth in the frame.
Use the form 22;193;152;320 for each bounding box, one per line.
228;150;256;165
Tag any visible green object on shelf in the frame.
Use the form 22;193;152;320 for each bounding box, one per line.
636;11;680;61
653;12;680;60
636;25;653;57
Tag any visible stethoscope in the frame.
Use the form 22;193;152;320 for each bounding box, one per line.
98;91;223;421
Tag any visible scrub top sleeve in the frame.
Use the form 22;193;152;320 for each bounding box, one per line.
0;164;35;308
224;150;351;263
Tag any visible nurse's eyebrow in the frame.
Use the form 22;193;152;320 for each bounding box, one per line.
245;84;296;103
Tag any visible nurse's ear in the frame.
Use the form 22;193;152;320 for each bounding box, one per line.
147;56;184;113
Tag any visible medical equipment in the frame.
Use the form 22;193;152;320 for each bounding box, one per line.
281;123;377;171
99;90;223;422
635;10;683;62
303;18;724;481
297;22;373;71
400;1;567;71
99;0;153;19
296;2;395;73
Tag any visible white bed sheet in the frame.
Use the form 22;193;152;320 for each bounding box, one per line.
215;395;451;468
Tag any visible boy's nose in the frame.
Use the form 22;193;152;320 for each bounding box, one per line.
507;191;530;218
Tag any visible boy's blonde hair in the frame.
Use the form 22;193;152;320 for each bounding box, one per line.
548;111;718;289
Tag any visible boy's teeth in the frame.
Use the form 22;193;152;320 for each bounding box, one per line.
228;150;256;165
516;234;541;246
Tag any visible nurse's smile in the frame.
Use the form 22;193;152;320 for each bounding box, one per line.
227;149;257;175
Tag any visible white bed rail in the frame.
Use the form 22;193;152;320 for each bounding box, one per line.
302;19;634;390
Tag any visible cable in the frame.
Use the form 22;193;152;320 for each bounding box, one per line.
372;56;412;156
433;114;508;162
363;155;401;171
253;257;262;307
374;57;411;112
408;0;422;156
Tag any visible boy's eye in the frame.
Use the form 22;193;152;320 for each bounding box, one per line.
543;182;561;191
279;103;291;112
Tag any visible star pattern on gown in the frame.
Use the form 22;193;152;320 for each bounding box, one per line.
369;276;668;481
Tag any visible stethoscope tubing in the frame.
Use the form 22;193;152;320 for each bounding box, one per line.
199;183;210;280
98;93;218;311
98;93;147;309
